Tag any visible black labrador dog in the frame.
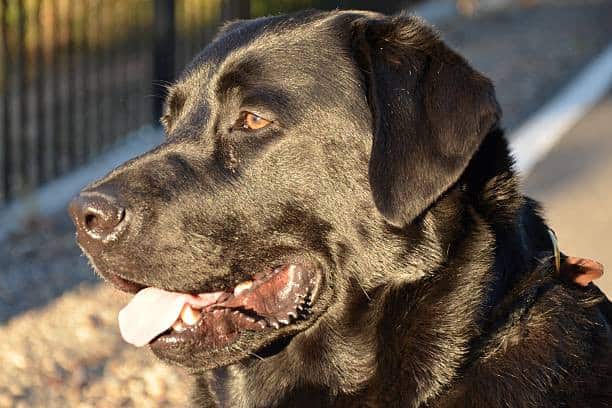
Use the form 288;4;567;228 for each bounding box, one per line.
69;10;611;407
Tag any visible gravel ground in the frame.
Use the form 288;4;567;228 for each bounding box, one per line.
1;1;611;406
0;284;190;407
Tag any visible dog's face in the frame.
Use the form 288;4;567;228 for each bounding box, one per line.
70;10;499;373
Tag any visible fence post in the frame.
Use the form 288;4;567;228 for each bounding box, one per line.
152;0;175;126
1;0;12;201
221;0;250;21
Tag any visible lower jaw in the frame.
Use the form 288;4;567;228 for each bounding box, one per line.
148;303;323;371
145;261;325;368
151;307;268;350
148;324;303;371
148;300;312;362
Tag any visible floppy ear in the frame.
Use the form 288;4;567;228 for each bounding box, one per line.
351;15;501;227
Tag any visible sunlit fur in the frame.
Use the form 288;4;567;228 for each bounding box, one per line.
82;10;611;408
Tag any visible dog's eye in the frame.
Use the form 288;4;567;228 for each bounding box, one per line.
240;112;271;131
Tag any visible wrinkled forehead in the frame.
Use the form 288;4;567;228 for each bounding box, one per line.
172;12;357;101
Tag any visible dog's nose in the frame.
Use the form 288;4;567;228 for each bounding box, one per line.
68;193;128;242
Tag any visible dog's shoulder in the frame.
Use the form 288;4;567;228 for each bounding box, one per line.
438;277;611;407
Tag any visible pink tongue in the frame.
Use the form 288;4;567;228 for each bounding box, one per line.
118;287;223;347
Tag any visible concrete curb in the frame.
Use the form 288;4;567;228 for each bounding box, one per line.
0;126;163;241
509;42;612;176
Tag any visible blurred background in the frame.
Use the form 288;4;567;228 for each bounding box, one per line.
0;0;610;406
0;0;402;204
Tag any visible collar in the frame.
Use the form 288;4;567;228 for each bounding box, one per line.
548;227;604;286
547;228;561;274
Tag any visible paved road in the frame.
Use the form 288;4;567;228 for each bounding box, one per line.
525;90;612;298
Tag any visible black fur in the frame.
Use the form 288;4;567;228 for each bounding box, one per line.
75;10;611;407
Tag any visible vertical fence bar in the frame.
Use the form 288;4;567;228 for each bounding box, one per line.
101;1;112;149
80;0;90;162
143;3;154;129
104;0;114;148
152;0;175;124
97;0;106;150
133;2;145;131
66;0;77;169
115;0;130;142
16;0;28;194
174;0;183;69
110;0;121;144
136;2;149;131
35;0;47;185
188;0;196;62
58;0;69;175
199;1;208;53
221;0;250;21
120;0;130;139
1;0;12;201
0;2;3;202
201;0;216;53
50;0;62;177
93;0;103;157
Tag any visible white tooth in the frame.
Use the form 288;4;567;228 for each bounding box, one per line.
288;311;297;319
234;280;254;296
279;318;290;325
172;321;186;332
180;304;202;326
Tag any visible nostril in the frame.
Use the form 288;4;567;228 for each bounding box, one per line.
83;211;107;233
84;207;126;234
69;193;129;242
84;212;100;233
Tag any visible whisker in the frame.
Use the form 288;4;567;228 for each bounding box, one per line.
352;272;371;301
234;345;265;361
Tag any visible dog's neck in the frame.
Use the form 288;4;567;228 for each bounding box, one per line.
196;131;550;407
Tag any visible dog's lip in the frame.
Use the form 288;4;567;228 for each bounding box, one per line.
110;262;321;351
105;272;147;294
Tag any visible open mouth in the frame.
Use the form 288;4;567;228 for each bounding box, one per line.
113;263;320;351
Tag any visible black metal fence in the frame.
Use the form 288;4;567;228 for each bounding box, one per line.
0;0;404;205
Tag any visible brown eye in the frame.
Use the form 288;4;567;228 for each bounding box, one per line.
242;112;271;130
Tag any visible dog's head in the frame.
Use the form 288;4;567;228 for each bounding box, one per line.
69;10;499;372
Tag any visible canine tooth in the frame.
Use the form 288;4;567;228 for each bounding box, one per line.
172;321;186;332
180;304;202;326
269;319;280;329
288;311;297;319
234;280;253;296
